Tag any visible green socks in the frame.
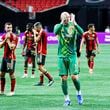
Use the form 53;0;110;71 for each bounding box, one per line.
72;79;80;91
62;80;68;95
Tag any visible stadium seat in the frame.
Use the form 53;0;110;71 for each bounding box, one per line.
2;0;68;12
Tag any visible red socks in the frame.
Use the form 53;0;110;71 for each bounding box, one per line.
0;78;16;92
88;60;94;69
43;72;53;81
40;74;44;83
11;79;16;92
90;61;94;69
1;78;5;92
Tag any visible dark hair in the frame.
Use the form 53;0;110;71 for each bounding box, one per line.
34;22;42;27
88;24;95;29
26;23;33;31
26;23;33;28
5;22;12;26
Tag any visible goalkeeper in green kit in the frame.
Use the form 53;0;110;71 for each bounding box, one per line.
54;12;84;106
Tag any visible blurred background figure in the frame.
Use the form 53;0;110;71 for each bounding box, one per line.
15;26;21;48
22;23;36;78
105;26;110;33
34;22;54;86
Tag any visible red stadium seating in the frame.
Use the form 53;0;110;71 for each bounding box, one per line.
2;0;68;12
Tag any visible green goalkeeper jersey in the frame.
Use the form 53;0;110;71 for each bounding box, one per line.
54;22;84;57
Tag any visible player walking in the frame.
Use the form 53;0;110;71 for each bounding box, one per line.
80;24;99;74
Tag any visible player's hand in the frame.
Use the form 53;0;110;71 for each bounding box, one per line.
70;13;75;22
5;32;11;40
10;44;15;50
61;17;66;24
61;14;66;24
32;43;37;49
70;13;77;25
39;29;43;35
33;29;38;36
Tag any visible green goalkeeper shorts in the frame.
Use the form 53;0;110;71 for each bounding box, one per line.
58;55;79;76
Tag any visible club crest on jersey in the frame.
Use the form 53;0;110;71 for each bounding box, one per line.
68;26;74;35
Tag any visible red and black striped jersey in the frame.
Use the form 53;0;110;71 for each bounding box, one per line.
24;31;35;50
1;33;18;60
37;30;47;55
82;31;97;51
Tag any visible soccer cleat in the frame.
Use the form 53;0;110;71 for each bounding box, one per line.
77;95;83;105
22;74;28;78
28;63;32;67
63;100;71;106
89;68;93;74
47;80;54;86
34;82;44;86
31;74;35;78
6;92;15;96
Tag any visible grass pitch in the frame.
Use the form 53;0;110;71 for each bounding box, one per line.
0;44;110;110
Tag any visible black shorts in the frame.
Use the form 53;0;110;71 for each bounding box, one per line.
26;49;36;57
86;50;96;58
1;58;16;73
76;48;81;58
36;54;46;65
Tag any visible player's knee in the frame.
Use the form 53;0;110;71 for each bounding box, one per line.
61;75;68;80
71;75;78;80
10;73;16;79
90;57;94;61
38;65;42;71
0;72;5;78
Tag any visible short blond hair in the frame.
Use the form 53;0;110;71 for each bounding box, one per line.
60;12;70;20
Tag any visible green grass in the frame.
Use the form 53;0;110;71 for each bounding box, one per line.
0;44;110;110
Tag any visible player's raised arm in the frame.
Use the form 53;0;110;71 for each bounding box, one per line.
75;25;84;36
6;32;16;50
34;22;43;42
70;13;84;35
33;29;38;44
36;29;43;42
11;33;18;49
54;24;63;35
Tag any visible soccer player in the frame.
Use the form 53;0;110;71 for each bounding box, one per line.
34;22;54;86
22;23;36;78
0;22;18;96
80;24;99;74
54;12;83;106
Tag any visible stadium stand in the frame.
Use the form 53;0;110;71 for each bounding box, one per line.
0;0;69;12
